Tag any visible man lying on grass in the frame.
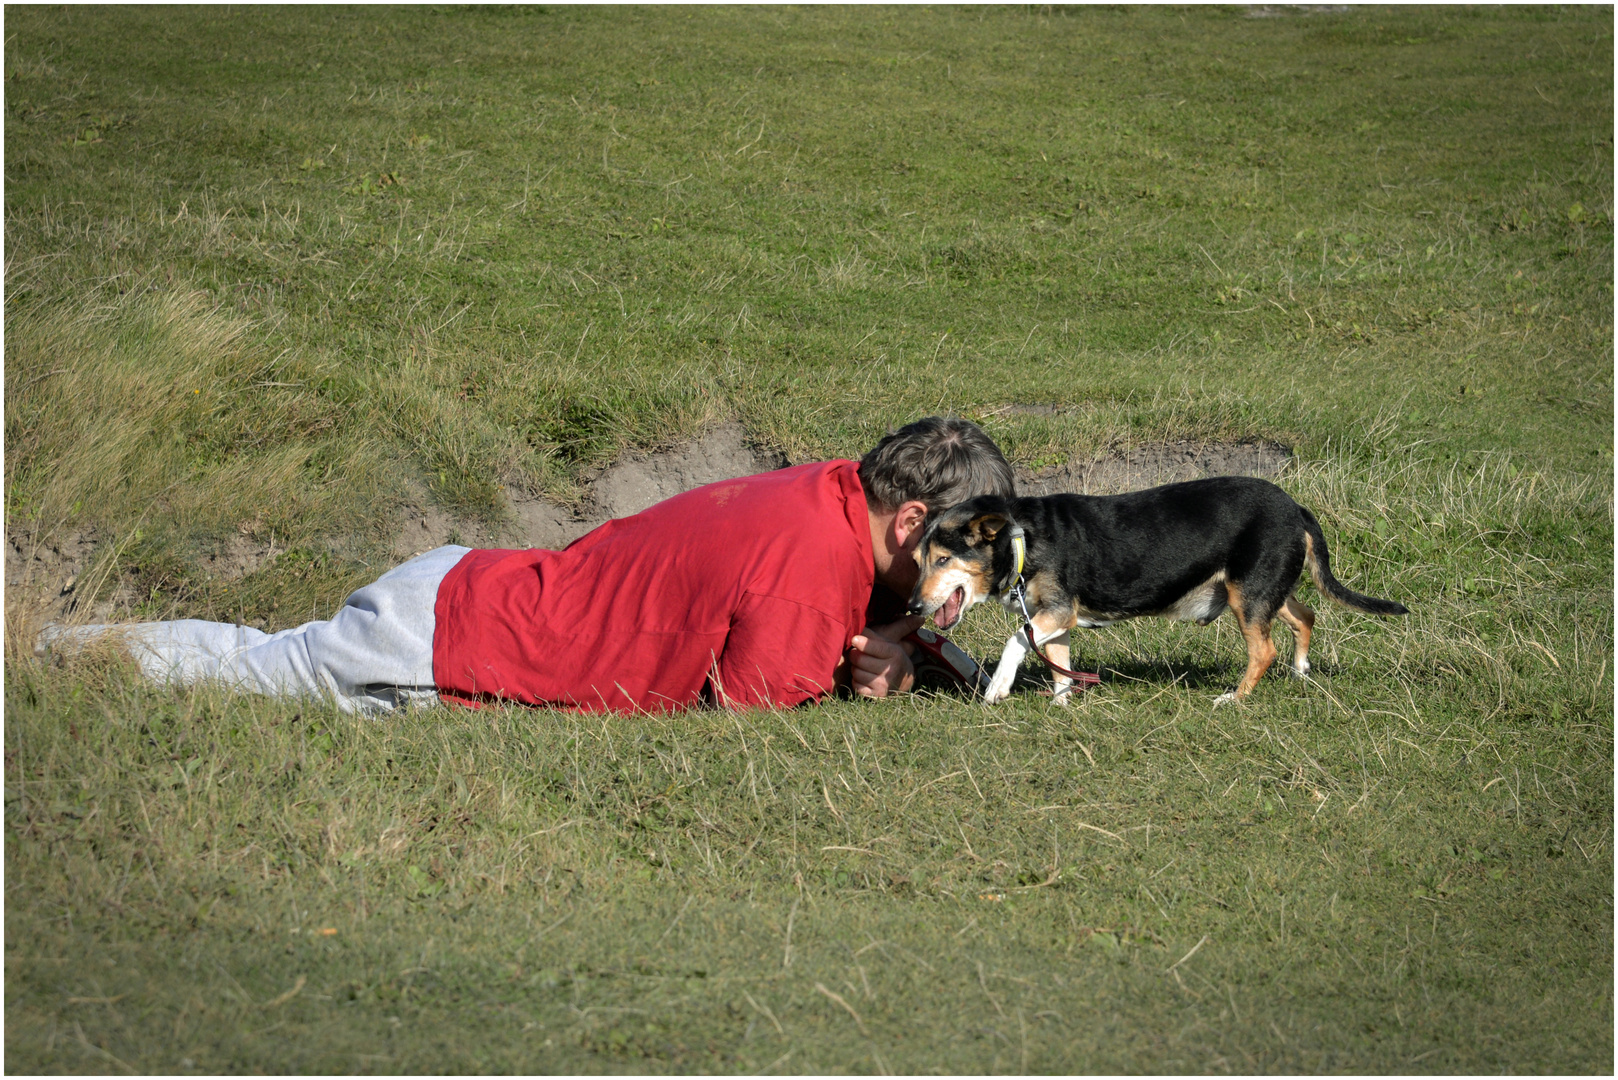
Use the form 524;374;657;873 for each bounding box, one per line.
42;417;1015;713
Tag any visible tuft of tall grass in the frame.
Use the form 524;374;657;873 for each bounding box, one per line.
4;292;387;640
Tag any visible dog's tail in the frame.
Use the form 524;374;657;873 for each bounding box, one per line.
1298;506;1409;616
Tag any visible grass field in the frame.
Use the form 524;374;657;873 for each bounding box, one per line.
5;5;1613;1073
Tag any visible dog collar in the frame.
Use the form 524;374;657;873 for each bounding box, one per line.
1001;524;1028;597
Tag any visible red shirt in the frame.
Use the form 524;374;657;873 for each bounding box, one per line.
432;461;874;712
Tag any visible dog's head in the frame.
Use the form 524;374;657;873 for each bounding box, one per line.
907;496;1013;630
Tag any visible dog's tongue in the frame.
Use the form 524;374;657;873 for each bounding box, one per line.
936;586;964;629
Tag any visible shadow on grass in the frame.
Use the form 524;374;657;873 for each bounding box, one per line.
1094;657;1237;692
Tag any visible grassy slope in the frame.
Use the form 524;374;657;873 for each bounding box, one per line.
5;5;1612;1073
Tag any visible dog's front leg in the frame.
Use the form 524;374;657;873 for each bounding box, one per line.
983;627;1031;704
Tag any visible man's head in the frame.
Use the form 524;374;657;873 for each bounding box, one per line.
860;416;1015;593
859;416;1016;516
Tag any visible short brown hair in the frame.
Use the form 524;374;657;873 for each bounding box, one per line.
858;416;1015;515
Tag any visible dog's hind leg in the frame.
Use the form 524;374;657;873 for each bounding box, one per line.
1214;583;1279;705
1275;595;1315;677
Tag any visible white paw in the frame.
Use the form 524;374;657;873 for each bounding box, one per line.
1051;684;1074;707
1212;691;1239;707
1290;659;1311;678
983;675;1015;704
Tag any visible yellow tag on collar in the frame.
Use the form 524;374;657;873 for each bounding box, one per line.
1009;525;1027;580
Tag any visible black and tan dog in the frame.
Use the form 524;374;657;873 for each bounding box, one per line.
908;476;1408;704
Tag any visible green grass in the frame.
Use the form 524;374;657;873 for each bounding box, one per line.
5;5;1612;1073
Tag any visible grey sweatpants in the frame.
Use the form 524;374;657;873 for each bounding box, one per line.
38;545;471;714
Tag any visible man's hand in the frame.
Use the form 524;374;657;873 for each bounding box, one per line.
849;614;925;698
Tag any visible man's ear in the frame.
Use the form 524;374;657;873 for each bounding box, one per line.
892;499;930;550
966;512;1008;546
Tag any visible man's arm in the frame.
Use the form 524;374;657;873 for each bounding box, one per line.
712;594;925;708
848;613;924;698
711;592;854;709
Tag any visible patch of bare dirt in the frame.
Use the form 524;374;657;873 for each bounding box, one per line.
6;518;284;630
5;523;131;625
393;422;789;558
203;527;278;582
1245;5;1349;16
984;403;1069;418
1016;440;1293;497
6;525;97;599
391;489;503;562
504;497;584;554
584;423;789;522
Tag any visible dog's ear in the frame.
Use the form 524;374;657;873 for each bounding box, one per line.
965;512;1008;546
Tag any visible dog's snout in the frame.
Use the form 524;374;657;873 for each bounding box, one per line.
906;581;928;617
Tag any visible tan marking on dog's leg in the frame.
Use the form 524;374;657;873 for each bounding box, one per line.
1028;608;1073;646
1215;582;1277;703
1234;616;1278;697
1044;631;1074;703
1276;595;1315;676
1026;609;1079;705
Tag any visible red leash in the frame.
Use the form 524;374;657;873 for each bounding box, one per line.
1022;619;1101;691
